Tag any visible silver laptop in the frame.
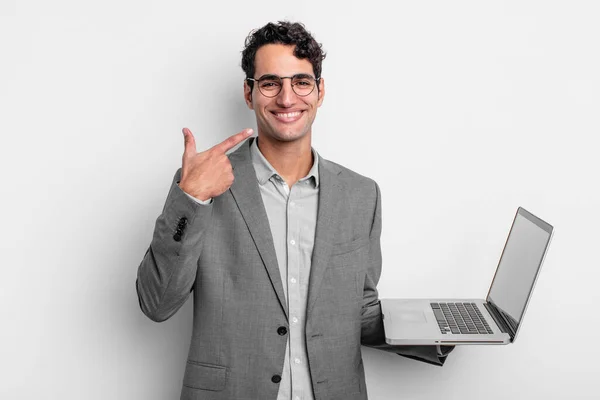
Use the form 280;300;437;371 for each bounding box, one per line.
380;207;553;345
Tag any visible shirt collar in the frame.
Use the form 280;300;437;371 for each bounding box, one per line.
250;136;320;188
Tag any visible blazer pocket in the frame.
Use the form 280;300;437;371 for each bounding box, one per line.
330;237;370;256
183;360;227;392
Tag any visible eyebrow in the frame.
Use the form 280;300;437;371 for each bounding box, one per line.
257;73;316;80
257;74;280;80
293;73;314;79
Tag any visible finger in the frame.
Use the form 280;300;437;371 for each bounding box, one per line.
182;127;197;158
213;128;253;153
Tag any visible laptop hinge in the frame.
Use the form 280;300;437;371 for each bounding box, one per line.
484;302;516;340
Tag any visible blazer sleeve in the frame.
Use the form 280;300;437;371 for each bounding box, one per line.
135;168;213;322
359;181;453;366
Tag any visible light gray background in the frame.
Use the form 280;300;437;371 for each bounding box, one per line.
1;1;599;399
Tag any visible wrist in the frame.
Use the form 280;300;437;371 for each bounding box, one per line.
178;182;210;202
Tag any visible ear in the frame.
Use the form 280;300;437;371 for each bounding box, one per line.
316;77;325;108
244;80;254;110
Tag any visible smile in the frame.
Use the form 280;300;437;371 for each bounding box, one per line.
271;110;304;122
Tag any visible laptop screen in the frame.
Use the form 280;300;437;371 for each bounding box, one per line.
486;208;553;333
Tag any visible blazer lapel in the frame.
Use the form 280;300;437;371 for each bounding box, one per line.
306;157;342;316
227;138;344;320
228;138;289;319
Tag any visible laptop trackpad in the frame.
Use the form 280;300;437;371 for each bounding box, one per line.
398;310;428;323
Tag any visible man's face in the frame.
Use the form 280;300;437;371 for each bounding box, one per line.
244;44;325;143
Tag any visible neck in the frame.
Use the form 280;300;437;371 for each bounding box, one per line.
256;133;313;187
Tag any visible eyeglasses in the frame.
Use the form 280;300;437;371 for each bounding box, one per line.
246;74;319;98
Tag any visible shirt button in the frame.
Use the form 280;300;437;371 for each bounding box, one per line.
290;239;296;246
290;277;296;284
294;358;301;364
292;317;298;324
290;201;295;207
295;397;300;400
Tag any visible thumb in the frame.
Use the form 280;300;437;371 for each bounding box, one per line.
182;127;197;158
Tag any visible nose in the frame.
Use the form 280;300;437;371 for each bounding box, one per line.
276;78;296;107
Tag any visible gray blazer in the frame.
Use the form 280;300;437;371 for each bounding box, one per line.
136;137;445;400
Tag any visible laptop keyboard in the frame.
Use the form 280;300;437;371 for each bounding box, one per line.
431;302;494;334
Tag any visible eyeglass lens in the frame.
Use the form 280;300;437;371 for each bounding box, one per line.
257;75;316;97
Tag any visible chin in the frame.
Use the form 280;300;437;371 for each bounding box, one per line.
264;129;307;143
280;133;307;142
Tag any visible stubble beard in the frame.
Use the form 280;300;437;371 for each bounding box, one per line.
259;119;311;144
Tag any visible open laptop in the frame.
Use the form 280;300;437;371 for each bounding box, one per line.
380;207;553;345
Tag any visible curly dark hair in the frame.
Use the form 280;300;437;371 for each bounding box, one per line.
241;21;326;91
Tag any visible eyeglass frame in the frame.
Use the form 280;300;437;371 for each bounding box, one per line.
246;74;321;98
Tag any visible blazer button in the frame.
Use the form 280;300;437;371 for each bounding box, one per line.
271;374;281;383
277;326;287;336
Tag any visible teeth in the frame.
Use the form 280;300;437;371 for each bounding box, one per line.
275;111;302;118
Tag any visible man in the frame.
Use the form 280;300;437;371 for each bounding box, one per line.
136;21;452;400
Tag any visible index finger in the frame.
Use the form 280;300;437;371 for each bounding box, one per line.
212;128;253;153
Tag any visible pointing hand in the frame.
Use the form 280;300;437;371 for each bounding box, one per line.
179;127;253;201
